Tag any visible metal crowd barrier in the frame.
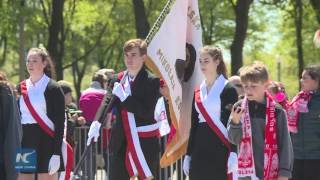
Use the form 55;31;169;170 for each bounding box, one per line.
72;126;187;180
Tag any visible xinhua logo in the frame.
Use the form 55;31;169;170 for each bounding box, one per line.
15;148;37;172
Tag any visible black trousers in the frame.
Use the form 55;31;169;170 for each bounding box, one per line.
109;137;160;180
291;159;320;180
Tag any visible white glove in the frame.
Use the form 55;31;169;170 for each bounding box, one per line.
227;152;238;173
48;155;60;175
87;121;101;146
112;82;130;102
183;155;191;176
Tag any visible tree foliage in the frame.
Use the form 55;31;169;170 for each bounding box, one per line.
0;0;319;100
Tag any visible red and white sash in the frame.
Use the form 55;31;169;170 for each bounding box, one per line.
121;109;159;179
116;71;158;179
21;80;73;180
238;92;279;180
194;76;233;180
287;91;312;133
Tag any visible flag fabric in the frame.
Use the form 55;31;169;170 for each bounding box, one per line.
313;29;320;48
146;0;202;167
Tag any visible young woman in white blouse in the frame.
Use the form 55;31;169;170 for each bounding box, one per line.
183;46;238;180
18;47;70;180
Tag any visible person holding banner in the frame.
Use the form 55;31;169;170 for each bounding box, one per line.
183;46;238;179
18;47;73;180
87;39;160;180
228;62;293;180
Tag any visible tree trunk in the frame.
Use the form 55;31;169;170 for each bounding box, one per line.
19;0;26;81
294;0;304;78
310;0;320;24
47;0;64;80
230;0;253;75
0;35;8;67
132;0;150;39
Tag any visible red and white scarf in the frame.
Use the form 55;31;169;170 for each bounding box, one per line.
238;92;279;180
286;91;312;133
21;80;73;180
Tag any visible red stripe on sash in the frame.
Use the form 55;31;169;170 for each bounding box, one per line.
65;142;74;180
125;149;135;177
195;87;233;180
21;80;73;180
138;130;160;138
121;109;147;180
194;87;231;150
21;80;54;137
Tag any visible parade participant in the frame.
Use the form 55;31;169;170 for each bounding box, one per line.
87;39;160;180
228;62;293;180
290;64;320;180
0;72;22;180
267;81;289;109
18;47;73;180
183;46;238;180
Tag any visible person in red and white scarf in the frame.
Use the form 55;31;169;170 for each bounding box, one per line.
290;64;320;180
183;46;239;180
267;81;289;110
228;62;293;180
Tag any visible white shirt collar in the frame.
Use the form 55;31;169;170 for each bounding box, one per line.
27;74;50;91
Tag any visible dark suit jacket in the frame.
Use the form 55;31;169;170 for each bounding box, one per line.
0;84;22;180
95;67;160;155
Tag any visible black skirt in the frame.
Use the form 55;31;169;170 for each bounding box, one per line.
21;124;64;173
189;123;229;180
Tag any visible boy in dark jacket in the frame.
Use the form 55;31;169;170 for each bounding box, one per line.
227;62;293;180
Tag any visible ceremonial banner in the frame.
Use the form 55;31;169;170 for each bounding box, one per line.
146;0;202;167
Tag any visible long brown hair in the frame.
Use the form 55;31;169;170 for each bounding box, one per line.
200;46;227;78
27;46;56;79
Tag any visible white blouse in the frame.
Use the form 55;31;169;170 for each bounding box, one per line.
195;75;227;123
20;74;50;124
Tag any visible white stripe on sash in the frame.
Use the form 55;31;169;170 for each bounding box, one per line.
25;77;55;130
127;112;153;178
196;75;229;141
136;123;159;132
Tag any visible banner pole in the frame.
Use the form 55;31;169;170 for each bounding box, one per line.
145;0;174;45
